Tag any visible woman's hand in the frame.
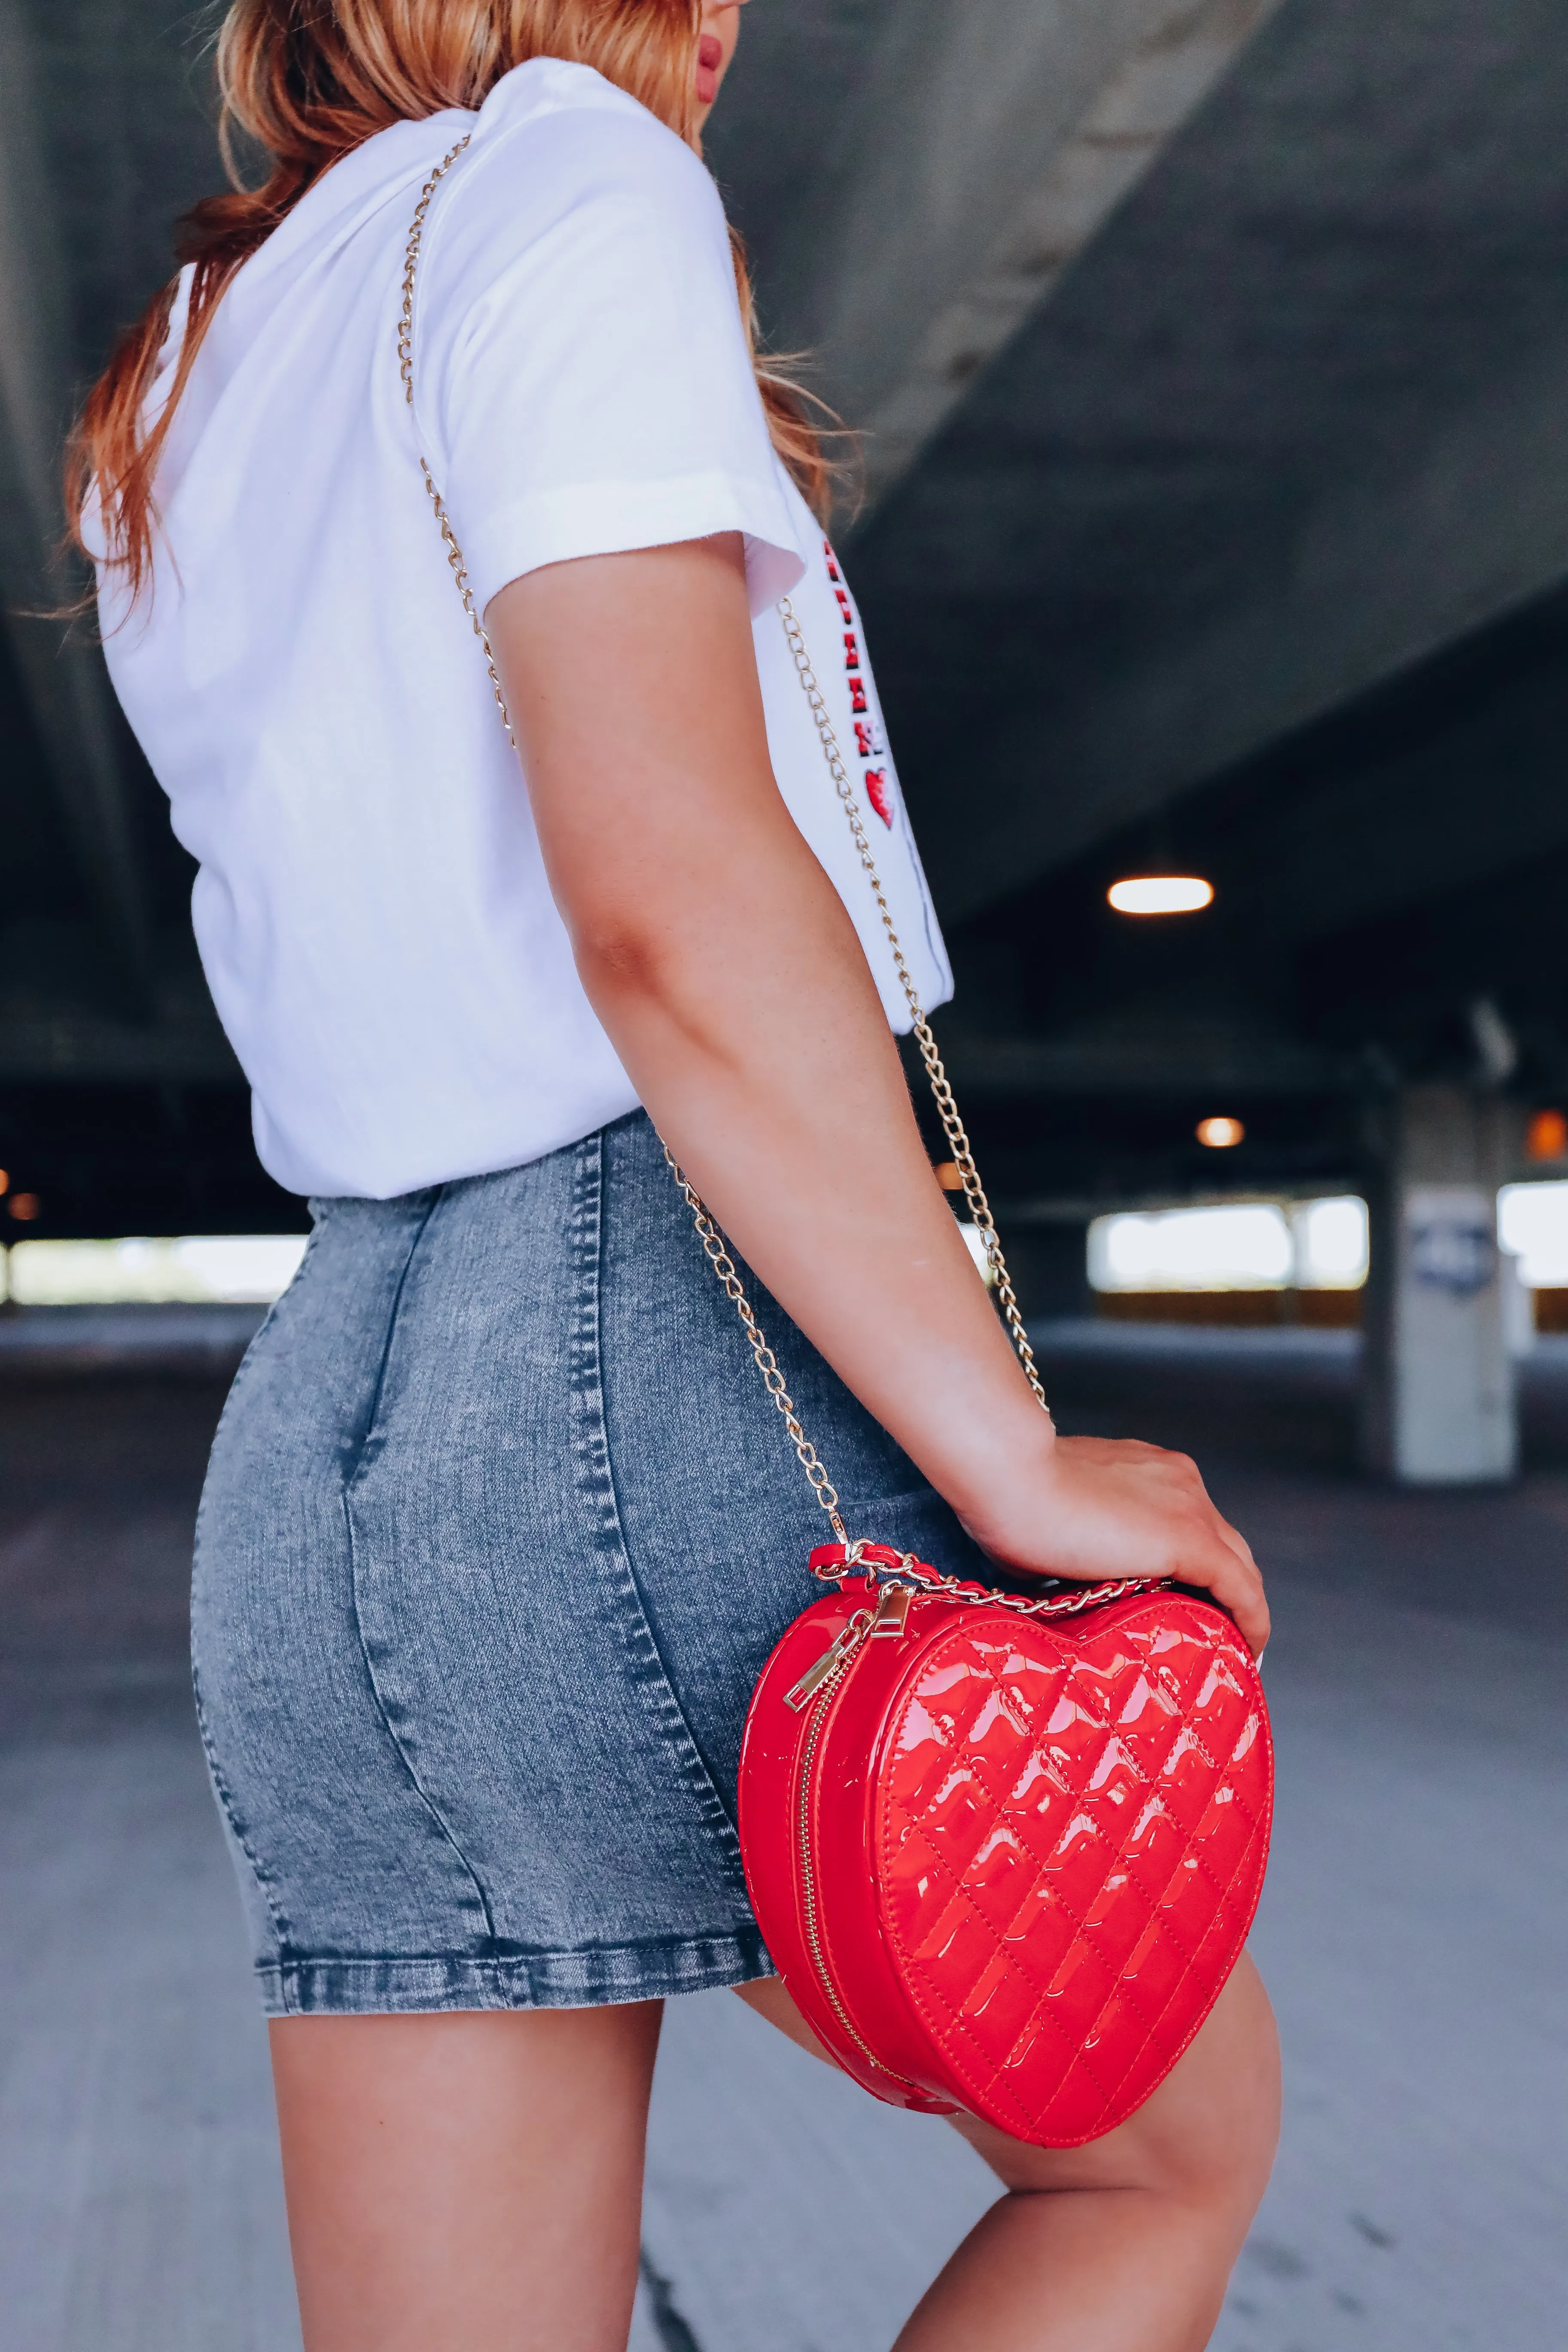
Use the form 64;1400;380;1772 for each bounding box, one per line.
962;1435;1270;1658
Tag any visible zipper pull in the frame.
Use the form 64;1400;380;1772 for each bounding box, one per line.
784;1608;874;1712
871;1582;915;1639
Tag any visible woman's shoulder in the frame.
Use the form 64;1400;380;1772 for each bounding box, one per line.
415;58;737;387
457;57;722;243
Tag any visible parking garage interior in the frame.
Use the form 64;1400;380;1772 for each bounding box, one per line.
2;4;1566;2349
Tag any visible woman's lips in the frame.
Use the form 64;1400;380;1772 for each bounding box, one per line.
696;32;722;103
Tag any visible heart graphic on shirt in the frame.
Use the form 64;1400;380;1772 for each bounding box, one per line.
864;769;895;828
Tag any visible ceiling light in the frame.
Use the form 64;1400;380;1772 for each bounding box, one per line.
1196;1117;1245;1149
8;1193;41;1222
1526;1108;1568;1162
1108;875;1215;915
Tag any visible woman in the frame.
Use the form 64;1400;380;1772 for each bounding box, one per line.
77;3;1279;2346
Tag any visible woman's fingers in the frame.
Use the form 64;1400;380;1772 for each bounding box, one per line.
1175;1537;1270;1658
1181;1488;1270;1657
1137;1512;1268;1658
978;1434;1271;1659
1147;1463;1269;1655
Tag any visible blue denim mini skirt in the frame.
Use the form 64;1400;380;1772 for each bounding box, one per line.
193;1109;991;2016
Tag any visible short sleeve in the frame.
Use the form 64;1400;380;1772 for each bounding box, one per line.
414;91;807;616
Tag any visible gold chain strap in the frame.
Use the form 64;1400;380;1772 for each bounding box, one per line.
399;136;519;754
399;135;1052;1547
663;1156;849;1546
833;1545;1160;1621
773;605;1049;1415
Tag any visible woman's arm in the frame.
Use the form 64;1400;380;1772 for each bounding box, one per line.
487;534;1267;1653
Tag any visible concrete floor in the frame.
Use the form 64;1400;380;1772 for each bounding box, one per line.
1;1319;1564;2351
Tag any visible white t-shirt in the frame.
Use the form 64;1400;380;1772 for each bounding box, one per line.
95;59;952;1200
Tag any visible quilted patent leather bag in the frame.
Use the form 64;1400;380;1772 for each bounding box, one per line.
404;141;1273;2148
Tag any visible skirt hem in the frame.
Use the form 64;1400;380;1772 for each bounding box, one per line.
259;1925;777;2016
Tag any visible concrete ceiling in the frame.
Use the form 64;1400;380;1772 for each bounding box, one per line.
818;0;1568;916
708;0;1285;503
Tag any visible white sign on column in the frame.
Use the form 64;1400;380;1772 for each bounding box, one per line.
1393;1184;1516;1483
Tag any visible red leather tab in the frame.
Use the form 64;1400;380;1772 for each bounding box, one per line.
809;1540;917;1576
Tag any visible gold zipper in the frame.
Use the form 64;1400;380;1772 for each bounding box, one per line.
785;1614;867;1711
784;1581;916;1713
788;1595;921;2090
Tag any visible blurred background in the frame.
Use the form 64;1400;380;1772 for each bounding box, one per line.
1;3;1565;2348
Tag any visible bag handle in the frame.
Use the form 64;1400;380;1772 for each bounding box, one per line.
399;137;1053;1551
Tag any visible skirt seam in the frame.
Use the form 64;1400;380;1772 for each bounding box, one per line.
341;1188;502;1961
192;1269;323;1963
569;1127;751;1894
191;1654;295;1959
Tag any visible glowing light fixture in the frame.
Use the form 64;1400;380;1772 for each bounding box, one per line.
8;1193;41;1223
1088;1196;1369;1295
1196;1116;1245;1149
1108;875;1214;916
1526;1108;1568;1162
1292;1197;1368;1289
1500;1181;1568;1286
1089;1204;1292;1293
8;1232;308;1304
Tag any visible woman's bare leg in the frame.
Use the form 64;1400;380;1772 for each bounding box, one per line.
740;1952;1280;2352
269;2002;663;2352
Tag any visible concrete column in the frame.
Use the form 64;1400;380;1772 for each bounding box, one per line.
1361;1086;1518;1484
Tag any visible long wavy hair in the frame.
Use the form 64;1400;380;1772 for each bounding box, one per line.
70;0;831;605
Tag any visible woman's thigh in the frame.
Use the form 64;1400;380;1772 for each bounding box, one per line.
949;1953;1280;2211
270;2002;663;2352
738;1953;1280;2212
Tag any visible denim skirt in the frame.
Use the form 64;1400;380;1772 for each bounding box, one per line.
193;1108;992;2016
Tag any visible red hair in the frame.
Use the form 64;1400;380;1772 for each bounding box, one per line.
70;0;831;604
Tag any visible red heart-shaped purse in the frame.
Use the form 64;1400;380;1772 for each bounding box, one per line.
738;1543;1272;2145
